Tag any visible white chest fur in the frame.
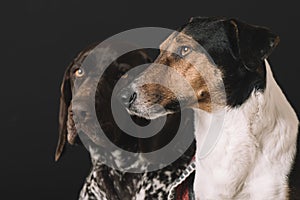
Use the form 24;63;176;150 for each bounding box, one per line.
193;60;299;200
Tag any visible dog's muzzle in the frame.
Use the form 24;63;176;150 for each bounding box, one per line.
71;99;91;122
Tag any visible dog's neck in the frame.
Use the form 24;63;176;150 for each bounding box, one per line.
192;60;298;199
193;60;296;157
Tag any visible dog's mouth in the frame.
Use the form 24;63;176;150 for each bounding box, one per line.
67;106;105;146
125;97;184;120
126;105;168;120
66;107;78;145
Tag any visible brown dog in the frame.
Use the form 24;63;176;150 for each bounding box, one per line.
55;43;195;199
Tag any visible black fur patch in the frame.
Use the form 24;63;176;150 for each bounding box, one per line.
181;17;279;107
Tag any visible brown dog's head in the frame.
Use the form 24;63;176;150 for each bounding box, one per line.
119;17;279;119
55;44;152;161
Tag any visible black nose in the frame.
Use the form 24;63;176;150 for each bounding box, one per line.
119;88;137;107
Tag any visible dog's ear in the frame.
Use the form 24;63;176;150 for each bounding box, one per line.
55;63;72;162
224;19;280;71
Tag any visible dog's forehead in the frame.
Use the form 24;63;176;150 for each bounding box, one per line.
159;18;227;52
70;49;94;70
159;31;199;50
181;19;226;44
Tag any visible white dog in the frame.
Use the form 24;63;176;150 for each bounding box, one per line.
120;17;299;199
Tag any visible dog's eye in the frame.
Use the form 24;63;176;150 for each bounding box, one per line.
179;46;192;57
74;68;84;77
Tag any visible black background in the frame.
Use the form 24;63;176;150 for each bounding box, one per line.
1;0;300;199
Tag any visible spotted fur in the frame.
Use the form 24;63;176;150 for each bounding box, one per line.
78;155;193;200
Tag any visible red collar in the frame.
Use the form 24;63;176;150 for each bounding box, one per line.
174;157;196;200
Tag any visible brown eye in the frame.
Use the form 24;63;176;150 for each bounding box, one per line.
179;46;192;57
74;68;84;77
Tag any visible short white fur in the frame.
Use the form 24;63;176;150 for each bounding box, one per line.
193;60;299;200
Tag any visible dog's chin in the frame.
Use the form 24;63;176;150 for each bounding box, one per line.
69;115;108;147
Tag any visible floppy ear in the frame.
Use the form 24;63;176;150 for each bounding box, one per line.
224;19;280;71
55;63;72;161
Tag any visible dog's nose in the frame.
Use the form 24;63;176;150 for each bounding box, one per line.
119;88;137;108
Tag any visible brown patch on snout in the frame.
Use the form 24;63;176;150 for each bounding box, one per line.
138;53;213;112
159;52;213;111
140;83;180;110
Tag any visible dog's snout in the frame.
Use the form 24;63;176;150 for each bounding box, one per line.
119;88;137;108
78;110;87;119
71;102;89;120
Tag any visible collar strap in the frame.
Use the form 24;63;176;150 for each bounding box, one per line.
168;158;196;200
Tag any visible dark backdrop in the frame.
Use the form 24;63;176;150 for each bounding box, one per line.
1;0;299;199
